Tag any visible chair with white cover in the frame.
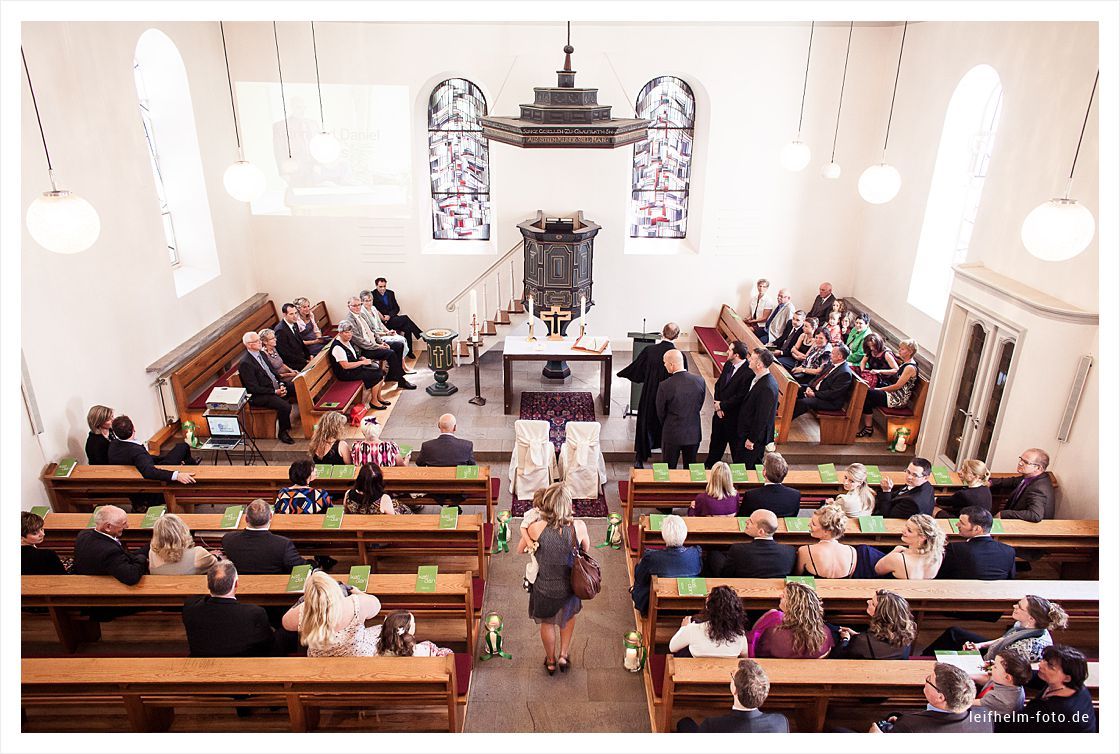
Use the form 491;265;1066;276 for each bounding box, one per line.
559;421;607;499
508;420;558;500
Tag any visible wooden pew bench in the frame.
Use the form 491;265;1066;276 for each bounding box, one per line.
23;573;476;654
292;349;363;439
311;299;338;337
22;655;466;732
873;372;930;444
656;657;1100;732
810;375;869;445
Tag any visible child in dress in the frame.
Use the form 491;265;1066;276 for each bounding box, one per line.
825;311;843;345
376;611;453;657
520;488;547;591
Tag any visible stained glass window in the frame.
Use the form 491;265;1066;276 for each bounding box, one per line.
429;79;491;240
630;76;696;239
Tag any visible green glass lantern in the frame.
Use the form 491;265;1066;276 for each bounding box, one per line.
623;630;646;672
481;612;512;660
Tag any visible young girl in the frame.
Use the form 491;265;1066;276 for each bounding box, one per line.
825;311;843;345
376;611;453;657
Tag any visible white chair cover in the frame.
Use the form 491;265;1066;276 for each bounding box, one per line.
508;420;557;499
559;421;607;499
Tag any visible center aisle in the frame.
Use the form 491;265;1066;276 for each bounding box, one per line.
464;517;651;733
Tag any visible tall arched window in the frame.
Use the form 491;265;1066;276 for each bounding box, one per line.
630;76;696;239
133;29;220;297
907;65;1003;320
428;79;490;240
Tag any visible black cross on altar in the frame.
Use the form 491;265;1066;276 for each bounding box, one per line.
541;305;572;340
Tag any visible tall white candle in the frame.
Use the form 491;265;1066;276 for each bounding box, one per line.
581;294;587;331
529;294;534;320
469;289;478;320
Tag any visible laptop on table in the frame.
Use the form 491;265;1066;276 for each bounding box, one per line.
201;415;243;450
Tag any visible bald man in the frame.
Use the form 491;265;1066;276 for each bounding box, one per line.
618;322;688;466
708;510;797;579
655;349;707;468
807;282;836;322
416;413;476;467
73;505;148;585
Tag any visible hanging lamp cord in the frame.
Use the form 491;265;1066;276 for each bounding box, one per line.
882;20;908;154
274;21;292;159
1067;70;1098;181
796;21;815;134
21;46;55;174
219;22;242;153
311;21;326;129
829;22;854;162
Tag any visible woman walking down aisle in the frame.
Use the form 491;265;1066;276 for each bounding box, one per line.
518;483;591;676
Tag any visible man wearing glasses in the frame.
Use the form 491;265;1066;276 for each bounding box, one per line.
869;662;992;733
874;457;935;518
991;448;1055;522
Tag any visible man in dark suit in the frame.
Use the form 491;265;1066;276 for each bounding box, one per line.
341;297;416;390
738;452;801;518
677;659;789;733
704;341;751;467
416;414;476;467
709;510;797;578
874;457;936;518
871;662;992;733
618;323;687;467
221;500;307;575
238;331;296;444
768;309;805;362
993;448;1056;522
107;415;197;488
937;506;1016;580
737;347;780;467
371;277;424;357
792;344;854;418
655;349;707;468
72;505;147;585
274;302;311;371
806;281;836;322
182;561;276;656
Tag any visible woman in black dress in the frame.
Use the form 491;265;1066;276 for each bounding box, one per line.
85;404;114;465
832;589;915;659
997;644;1097;732
309;411;352;466
936;459;994;517
21;511;65;574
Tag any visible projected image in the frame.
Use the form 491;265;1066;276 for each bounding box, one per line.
236;82;412;216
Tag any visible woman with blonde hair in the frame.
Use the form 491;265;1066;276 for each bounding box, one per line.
834;589;917;660
795;504;856;578
309;411;352;466
351;416;407;467
85;404;114;465
148;514;219;575
834;463;876;517
875;513;946;579
689;461;740;517
750;581;834;659
858;338;920;437
936;459;993;517
517;483;591;675
282;570;382;656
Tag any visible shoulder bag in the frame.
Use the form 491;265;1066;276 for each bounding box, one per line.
569;525;601;600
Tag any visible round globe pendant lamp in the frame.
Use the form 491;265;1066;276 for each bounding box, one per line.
308;21;342;164
821;22;853;180
781;21;814;172
1020;71;1098;261
859;21;908;204
220;22;265;202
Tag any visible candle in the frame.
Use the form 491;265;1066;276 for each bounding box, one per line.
469;289;478;321
624;647;639;671
581;294;586;325
529;294;534;320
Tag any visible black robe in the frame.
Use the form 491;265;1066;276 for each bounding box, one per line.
618;340;688;463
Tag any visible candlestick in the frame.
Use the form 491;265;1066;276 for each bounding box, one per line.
580;293;586;325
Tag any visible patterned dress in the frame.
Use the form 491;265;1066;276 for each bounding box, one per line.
343;489;411;515
275;486;331;514
302;596;382;657
351;440;402;467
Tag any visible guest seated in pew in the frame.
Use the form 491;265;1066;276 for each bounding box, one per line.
73;505;147;585
795;504;857;579
351;416;408;467
274;303;312;371
824;310;842;345
328;321;390;411
221;499;307;575
873;457;935;518
670;585;751;658
992;447;1056;522
148;513;220;575
238;331;297;445
182;562;277;657
832;589;916;660
744;278;775;334
275;460;332;514
768;309;805;360
708;510;797;579
21;511;65;575
789;327;831;384
310;412;352;466
807;282;836;322
869;662;991;733
874;513;946;579
259;327;300;381
791;344;855;419
936;506;1016;580
344;463;411;515
282;570;383;657
834;463;876;517
374;611;453;657
759;287;794;344
924;594;1069;663
996;645;1097;732
749;581;834;659
776;316;817;371
856;333;897;387
85;404;114;465
341;296;416;391
737;452;800;519
631;515;702;616
416;413;476;467
293;296;330;356
974;649;1031;714
371;277;425;359
107;415;197;484
935;459;993;518
857;338;919;438
361;290;411;361
676;658;790;733
845;313;871;364
689;462;740;517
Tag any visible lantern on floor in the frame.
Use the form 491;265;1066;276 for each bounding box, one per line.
481;612;512;661
597;512;623;549
494;510;511;553
623;630;646;672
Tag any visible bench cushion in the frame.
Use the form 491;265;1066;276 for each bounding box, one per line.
313;380;361;410
471;577;485;614
813;409;845;417
618;480;629;502
879;406;915;417
628;524;639;554
454;652;472;697
695;326;730;370
650;652;667;699
187;365;241;409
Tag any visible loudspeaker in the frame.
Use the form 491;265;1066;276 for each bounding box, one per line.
1057;355;1093;442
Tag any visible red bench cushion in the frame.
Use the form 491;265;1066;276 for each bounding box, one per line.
628;524;639;554
880;406;915;417
649;653;667;699
187;365;241;410
813;408;845;417
453;652;472;697
695;326;730;370
313;380;361;410
472;576;485;613
618;480;630;502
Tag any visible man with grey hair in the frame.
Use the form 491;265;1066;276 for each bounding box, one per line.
656;349;706;468
758;287;794;344
220;499;306;575
360;290;413;373
182;561;276;657
238;330;296;444
341;297;416;390
630;514;702;615
73;505;148;584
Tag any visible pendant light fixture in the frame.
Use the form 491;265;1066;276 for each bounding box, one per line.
821;22;853;179
273;22;298;176
780;21;814;172
308;21;342;164
859;21;907;204
22;47;100;255
1020;70;1098;261
220;22;266;202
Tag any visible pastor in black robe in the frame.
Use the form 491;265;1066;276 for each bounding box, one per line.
618;340;687;465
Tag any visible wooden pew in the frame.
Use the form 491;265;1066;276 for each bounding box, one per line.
38;512;490;580
40;464;496;521
311;299;337;337
658;657;1100;732
811;376;869;445
292;349;363;440
23;573;475;654
875;373;930;444
645;576;1099;648
22;655;464;732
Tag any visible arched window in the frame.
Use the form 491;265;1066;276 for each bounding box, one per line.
428;79;490;240
907;65;1003;320
630;76;696;239
133;29;220;297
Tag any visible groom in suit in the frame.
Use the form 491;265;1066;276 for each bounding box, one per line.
792;343;854;418
677;659;789;733
704;341;752;467
737;347;780;467
656;349;707;468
